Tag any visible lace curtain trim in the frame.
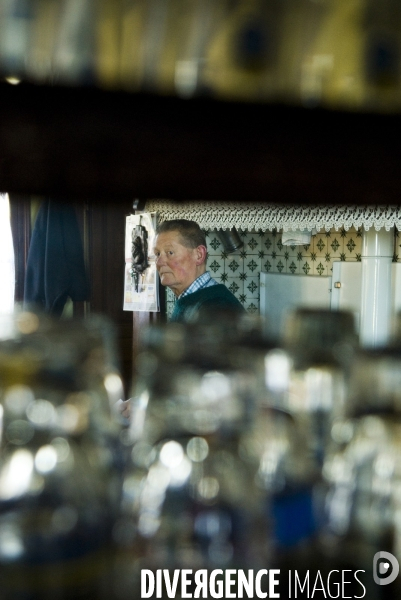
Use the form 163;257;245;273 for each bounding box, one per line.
145;201;401;232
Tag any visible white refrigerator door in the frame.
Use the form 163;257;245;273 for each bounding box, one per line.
392;263;401;315
331;261;362;332
331;261;401;335
260;272;332;339
260;264;401;341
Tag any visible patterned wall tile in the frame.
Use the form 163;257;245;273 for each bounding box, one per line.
208;257;225;278
207;233;223;256
164;227;365;316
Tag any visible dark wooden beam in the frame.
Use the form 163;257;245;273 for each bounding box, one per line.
1;82;401;203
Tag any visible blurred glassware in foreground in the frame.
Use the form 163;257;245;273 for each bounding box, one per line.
323;414;401;600
3;306;401;598
2;0;401;112
261;309;358;483
256;309;357;570
114;308;364;597
113;317;272;597
0;310;125;600
323;329;401;599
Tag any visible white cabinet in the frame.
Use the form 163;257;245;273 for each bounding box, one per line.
260;272;332;339
260;263;401;341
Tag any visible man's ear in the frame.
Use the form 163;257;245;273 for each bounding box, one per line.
195;245;207;265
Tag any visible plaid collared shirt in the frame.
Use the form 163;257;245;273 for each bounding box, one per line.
178;271;218;299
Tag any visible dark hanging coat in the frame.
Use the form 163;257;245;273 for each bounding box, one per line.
24;200;89;316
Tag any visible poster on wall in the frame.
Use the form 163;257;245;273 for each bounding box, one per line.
123;212;159;312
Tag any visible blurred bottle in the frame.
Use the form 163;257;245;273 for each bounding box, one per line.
363;0;401;112
322;327;401;599
0;311;125;600
117;0;229;96
113;319;271;598
173;0;229;98
0;0;98;85
117;0;148;92
26;0;61;83
51;0;96;85
276;0;334;106
324;414;399;600
203;0;286;102
256;309;357;575
0;0;36;78
293;0;367;111
281;308;357;435
94;0;123;89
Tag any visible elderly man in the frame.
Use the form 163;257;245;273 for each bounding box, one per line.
154;219;244;323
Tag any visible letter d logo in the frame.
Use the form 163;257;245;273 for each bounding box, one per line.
373;551;399;586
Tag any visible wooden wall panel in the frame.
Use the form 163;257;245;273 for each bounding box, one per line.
86;200;135;395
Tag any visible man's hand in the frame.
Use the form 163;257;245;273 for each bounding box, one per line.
114;398;131;422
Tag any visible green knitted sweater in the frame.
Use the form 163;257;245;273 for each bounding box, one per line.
170;284;245;323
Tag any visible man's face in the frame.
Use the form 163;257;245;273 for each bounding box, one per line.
153;230;205;296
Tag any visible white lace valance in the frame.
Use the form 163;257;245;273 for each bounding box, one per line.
145;201;401;232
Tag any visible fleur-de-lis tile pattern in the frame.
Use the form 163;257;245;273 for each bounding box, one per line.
165;227;363;317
